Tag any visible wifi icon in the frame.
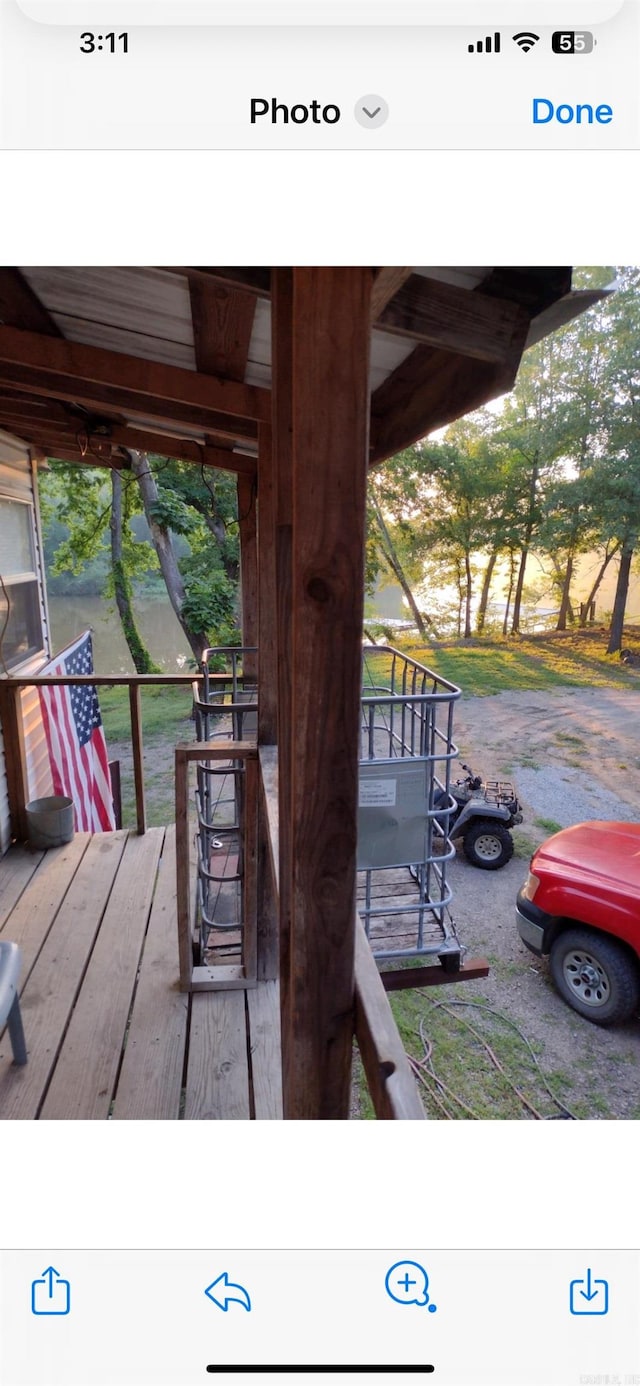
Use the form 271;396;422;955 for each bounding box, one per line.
513;31;541;51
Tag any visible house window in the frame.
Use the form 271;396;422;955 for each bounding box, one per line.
0;497;45;672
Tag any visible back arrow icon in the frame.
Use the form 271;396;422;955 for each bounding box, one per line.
204;1272;252;1312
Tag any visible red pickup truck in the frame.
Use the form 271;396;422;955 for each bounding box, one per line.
516;821;640;1026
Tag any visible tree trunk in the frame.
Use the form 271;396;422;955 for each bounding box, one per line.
503;552;516;636
476;551;497;634
511;456;539;635
579;543;620;626
109;470;159;674
511;546;529;634
556;553;574;632
203;512;238;580
371;496;439;639
607;541;635;654
455;558;464;636
130;450;208;662
463;552;473;639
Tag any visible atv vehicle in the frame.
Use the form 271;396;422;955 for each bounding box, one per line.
438;763;523;870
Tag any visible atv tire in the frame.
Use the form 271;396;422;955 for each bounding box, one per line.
462;819;514;870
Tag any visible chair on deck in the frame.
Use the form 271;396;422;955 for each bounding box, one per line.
0;941;28;1065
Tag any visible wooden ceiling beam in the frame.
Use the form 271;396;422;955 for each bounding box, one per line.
375;274;530;364
0;325;270;426
370;268;412;319
0;401;74;427
83;422;257;473
0;391;127;432
0;412;257;475
0;363;260;443
188;277;258;465
0;275;112;460
38;446;130;469
0;417;78;443
189;278;257;383
0;268;62;336
162;267;272;299
480;266;573;312
0;396;257;452
370;341;525;464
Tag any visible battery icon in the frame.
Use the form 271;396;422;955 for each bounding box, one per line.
552;30;596;53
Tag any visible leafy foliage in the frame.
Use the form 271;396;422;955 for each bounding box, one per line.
367;266;640;644
40;455;241;658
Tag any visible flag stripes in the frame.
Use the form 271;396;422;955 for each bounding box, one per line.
37;632;115;833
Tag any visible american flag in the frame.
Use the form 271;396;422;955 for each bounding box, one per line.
38;632;115;832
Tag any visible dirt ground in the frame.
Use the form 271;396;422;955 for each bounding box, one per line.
438;686;640;1120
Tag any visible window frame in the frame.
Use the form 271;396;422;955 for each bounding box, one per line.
0;493;47;674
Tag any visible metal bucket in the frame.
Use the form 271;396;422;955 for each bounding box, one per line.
25;795;74;849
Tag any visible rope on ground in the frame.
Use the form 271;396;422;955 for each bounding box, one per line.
409;997;578;1120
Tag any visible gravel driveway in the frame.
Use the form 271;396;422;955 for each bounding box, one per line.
437;686;640;1120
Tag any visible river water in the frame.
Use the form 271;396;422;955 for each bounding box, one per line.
48;594;190;674
48;551;640;675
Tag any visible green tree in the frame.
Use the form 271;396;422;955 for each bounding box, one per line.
367;450;443;638
414;420;505;639
39;453;241;668
598;268;640;651
40;462;161;671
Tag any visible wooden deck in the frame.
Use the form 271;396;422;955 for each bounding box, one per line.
0;828;282;1120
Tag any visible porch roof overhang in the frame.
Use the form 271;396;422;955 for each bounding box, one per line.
0;266;607;472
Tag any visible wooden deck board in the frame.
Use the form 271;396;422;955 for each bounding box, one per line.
111;827;188;1121
247;980;283;1119
0;835;90;980
40;827;165;1120
185;988;251;1119
0;845;44;932
0;831;129;1119
0;828;283;1120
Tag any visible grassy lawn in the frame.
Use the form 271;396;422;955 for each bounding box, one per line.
100;685;195;828
356;988;624;1121
398;628;640;697
100;684;194;742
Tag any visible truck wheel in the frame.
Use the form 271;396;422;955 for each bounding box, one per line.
462;819;514;870
549;927;640;1026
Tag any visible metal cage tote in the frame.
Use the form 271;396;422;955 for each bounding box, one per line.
192;644;464;974
359;646;463;967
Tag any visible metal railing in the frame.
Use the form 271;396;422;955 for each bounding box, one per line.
0;670;198;841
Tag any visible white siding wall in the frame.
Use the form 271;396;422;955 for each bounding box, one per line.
0;430;52;853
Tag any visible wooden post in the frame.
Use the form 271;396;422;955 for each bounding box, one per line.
257;421;278;745
242;753;259;982
279;267;373;1119
175;744;192;991
256;419;280;981
128;682;147;835
0;682;29;842
237;473;258;682
271;269;295;1074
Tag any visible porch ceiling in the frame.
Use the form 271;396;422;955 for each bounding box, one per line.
0;266;607;472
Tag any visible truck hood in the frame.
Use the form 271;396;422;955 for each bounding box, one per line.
533;821;640;892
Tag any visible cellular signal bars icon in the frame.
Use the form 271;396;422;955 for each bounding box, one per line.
468;32;501;53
